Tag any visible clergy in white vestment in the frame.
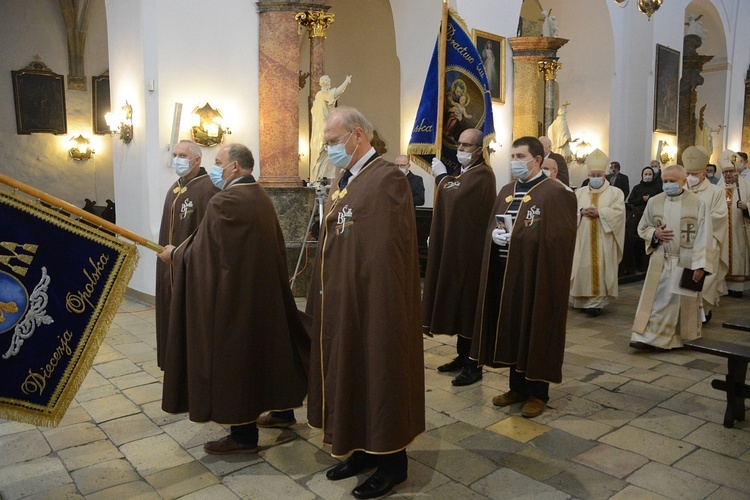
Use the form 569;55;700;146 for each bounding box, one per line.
570;149;625;316
630;165;712;351
684;146;728;321
716;150;750;295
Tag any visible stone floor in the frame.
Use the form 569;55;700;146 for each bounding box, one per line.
1;282;749;499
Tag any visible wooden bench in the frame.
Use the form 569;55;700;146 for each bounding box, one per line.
684;336;750;428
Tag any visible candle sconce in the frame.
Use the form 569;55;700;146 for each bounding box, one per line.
191;103;231;148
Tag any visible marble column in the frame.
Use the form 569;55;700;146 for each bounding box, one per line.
509;37;568;139
257;1;323;187
296;9;334;106
677;34;713;165
539;60;562;135
257;1;325;294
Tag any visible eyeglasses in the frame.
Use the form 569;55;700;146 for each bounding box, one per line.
323;131;352;151
457;142;481;149
395;164;409;168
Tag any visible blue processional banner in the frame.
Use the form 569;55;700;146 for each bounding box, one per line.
0;189;137;427
408;9;495;174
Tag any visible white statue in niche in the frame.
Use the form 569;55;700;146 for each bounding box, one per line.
541;10;558;38
686;14;708;39
548;103;572;162
309;74;352;182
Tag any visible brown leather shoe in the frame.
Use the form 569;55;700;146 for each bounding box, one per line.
492;390;527;407
521;397;546;418
257;413;297;428
203;436;258;455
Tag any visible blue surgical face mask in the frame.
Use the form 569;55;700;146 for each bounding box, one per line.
511;159;532;181
327;132;354;170
172;157;192;177
210;163;230;190
589;176;604;189
663;181;682;196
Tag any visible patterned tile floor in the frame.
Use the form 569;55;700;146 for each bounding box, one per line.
1;282;749;499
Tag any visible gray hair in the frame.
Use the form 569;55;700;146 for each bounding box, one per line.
226;143;255;171
178;140;201;159
331;106;374;140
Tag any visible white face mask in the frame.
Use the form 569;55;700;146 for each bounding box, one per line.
589;177;605;189
399;167;408;175
172;157;192;177
687;174;701;187
456;151;475;166
511;159;532;181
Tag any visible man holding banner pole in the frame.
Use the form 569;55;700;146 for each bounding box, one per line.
157;143;309;455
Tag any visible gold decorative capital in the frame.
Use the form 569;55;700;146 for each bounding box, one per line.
296;10;335;38
538;60;562;81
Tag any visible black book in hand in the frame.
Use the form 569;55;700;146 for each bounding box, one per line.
679;268;707;292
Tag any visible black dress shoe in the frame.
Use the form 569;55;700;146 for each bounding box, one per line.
326;451;377;481
437;356;466;372
702;310;712;325
352;469;407;499
451;367;482;386
584;308;602;317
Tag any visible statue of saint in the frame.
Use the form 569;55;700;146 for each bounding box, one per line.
542;10;558;38
310;75;352;181
548;105;572;163
686;14;708;39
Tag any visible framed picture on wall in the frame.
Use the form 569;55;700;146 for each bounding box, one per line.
473;29;505;104
11;61;67;135
92;72;111;134
653;44;680;134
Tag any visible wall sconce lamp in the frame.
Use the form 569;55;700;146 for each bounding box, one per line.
660;143;677;164
105;101;133;144
190;103;231;148
69;134;94;160
573;139;592;163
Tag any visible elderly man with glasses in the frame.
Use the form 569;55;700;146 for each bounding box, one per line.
423;128;497;387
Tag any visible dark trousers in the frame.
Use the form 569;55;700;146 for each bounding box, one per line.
457;336;479;370
509;368;550;402
230;422;258;446
350;449;407;475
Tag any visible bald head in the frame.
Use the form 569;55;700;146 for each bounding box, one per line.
541;157;558;179
538;136;552;155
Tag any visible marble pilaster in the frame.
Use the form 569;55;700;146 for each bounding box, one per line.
509;37;568;139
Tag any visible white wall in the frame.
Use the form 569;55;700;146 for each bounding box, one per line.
106;0;260;295
0;0;112;208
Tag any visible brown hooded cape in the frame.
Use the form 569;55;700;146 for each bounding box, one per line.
306;156;425;457
155;171;218;369
471;177;577;383
422;163;496;337
162;178;309;424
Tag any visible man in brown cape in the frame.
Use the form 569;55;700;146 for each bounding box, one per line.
423;128;496;386
157;143;308;455
155;140;218;369
471;136;577;418
307;107;424;499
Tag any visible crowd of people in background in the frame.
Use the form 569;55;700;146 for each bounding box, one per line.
152;120;750;498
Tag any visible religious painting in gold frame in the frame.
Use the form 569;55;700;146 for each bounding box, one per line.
653;44;680;135
472;29;505;104
12;61;67;135
92;72;111;135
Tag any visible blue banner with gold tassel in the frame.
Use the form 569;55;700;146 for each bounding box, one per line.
0;189;137;427
408;8;495;174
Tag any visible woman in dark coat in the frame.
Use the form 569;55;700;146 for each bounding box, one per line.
627;167;663;271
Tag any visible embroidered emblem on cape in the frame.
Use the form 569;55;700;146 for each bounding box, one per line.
180;198;194;221
680;217;698;249
2;267;53;359
335;205;353;237
524;204;541;228
444;180;461;191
